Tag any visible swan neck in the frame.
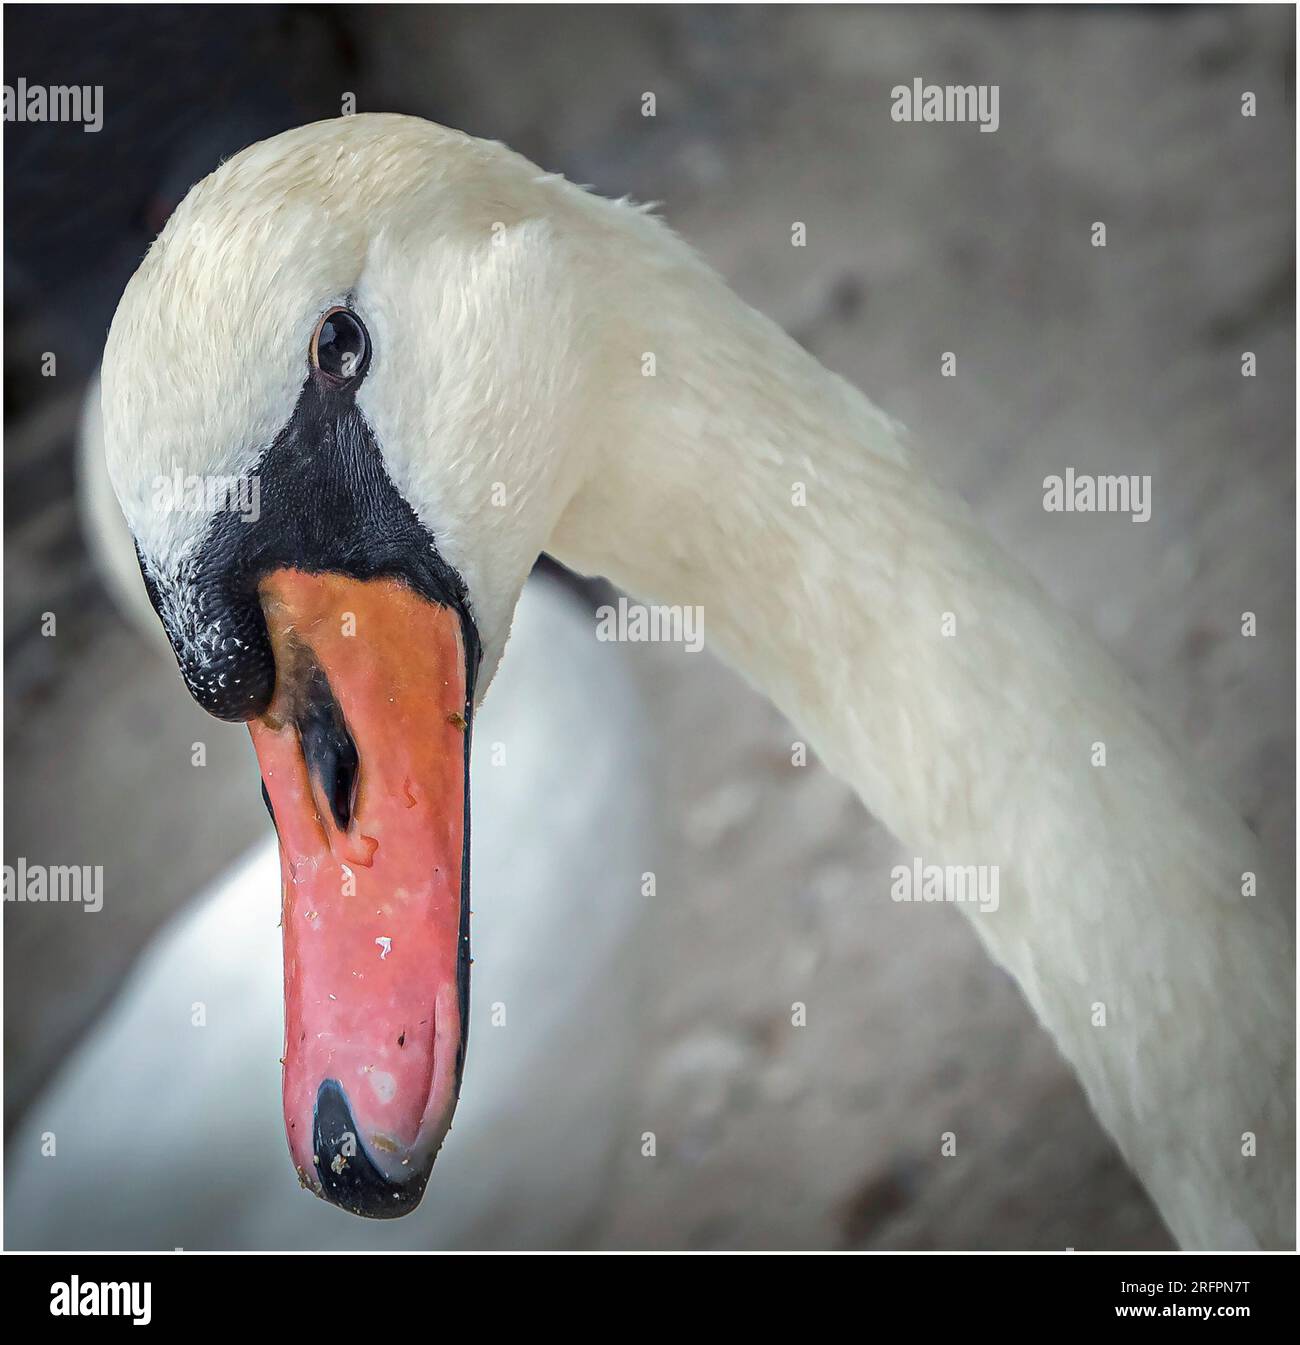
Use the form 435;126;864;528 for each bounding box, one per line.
549;271;1294;1249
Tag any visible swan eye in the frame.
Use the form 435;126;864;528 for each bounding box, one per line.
311;307;370;385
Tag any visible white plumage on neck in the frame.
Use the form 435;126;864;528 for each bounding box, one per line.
549;229;1294;1249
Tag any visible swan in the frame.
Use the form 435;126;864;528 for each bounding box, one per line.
98;113;1293;1248
7;372;654;1247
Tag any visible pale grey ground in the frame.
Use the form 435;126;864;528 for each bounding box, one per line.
5;6;1294;1248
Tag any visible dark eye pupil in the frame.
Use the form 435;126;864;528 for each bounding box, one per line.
315;310;368;381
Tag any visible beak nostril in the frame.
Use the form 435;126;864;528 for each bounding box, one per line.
296;663;360;833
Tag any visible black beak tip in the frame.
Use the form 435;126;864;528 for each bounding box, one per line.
311;1078;432;1220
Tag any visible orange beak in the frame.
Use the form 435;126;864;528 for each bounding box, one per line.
248;570;473;1217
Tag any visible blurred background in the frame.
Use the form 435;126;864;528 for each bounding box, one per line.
3;4;1295;1248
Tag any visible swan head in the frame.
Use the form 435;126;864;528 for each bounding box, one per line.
100;114;636;1217
103;113;625;700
